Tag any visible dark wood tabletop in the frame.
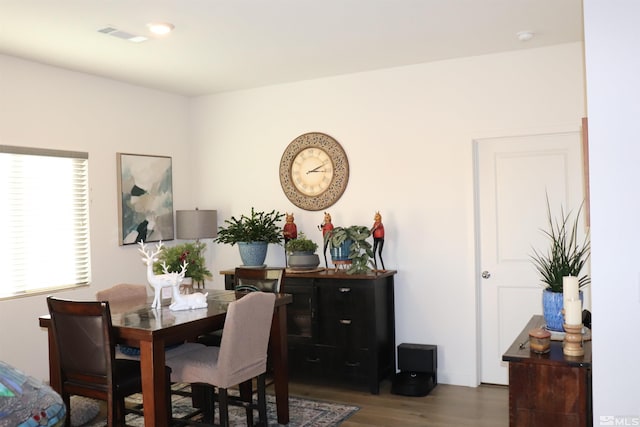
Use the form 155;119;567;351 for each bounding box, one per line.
502;315;591;368
40;289;293;427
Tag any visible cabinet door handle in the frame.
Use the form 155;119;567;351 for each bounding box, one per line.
345;361;360;367
339;319;352;325
338;287;351;293
305;357;320;363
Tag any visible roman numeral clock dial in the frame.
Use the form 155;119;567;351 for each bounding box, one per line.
279;132;349;211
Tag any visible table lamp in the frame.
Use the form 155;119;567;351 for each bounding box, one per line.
176;208;217;241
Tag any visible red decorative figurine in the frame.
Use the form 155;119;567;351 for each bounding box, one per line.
318;212;334;268
371;211;385;271
283;212;298;244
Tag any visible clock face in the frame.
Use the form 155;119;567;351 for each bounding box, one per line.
280;132;349;211
291;147;334;196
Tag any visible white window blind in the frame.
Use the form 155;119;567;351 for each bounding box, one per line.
0;145;91;299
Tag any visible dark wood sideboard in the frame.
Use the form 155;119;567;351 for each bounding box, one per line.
502;315;592;427
222;268;396;394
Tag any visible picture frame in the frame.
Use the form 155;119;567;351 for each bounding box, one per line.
117;153;174;245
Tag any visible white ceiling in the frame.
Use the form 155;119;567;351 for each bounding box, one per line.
0;0;584;97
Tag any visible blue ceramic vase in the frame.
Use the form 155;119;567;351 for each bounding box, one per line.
330;239;353;262
237;242;268;267
542;289;584;332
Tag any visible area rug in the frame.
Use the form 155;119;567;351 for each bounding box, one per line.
70;396;101;427
82;384;358;427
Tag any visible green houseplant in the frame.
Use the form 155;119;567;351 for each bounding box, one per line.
530;202;591;292
530;199;590;331
153;241;212;283
285;232;318;254
286;232;320;270
214;207;285;266
324;225;374;274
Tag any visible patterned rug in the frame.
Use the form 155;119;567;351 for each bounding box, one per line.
82;384;359;427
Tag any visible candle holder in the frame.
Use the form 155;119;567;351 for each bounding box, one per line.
563;323;584;357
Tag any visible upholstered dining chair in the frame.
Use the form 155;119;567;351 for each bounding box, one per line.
233;267;285;293
197;267;284;349
96;284;150;358
95;283;147;308
166;291;276;427
46;296;172;426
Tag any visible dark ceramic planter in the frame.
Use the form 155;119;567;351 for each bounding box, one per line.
288;251;320;270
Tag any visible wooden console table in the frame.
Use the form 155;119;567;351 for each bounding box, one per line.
222;268;396;394
502;315;592;427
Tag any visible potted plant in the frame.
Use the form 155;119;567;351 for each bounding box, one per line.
324;225;374;274
285;232;320;270
530;199;590;331
214;207;285;266
153;241;212;285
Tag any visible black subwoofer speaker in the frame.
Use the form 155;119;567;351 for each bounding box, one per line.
391;343;437;396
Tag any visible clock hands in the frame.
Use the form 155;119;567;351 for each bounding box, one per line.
306;162;328;174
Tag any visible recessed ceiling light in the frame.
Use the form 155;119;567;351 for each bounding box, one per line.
517;31;535;42
147;22;175;36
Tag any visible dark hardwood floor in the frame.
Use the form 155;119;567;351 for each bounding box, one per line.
284;378;509;426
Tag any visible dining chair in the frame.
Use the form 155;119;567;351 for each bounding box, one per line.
197;267;284;348
166;291;276;427
233;267;285;293
96;284;149;358
46;296;172;426
95;283;147;307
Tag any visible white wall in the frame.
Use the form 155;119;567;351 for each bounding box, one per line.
190;43;586;386
584;0;640;418
0;54;191;381
0;43;587;388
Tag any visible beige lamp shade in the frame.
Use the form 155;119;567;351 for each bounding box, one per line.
176;209;217;240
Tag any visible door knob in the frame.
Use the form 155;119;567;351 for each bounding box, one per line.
481;271;491;279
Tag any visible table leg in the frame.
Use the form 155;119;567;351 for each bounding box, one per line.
45;326;61;392
270;305;290;425
139;340;169;427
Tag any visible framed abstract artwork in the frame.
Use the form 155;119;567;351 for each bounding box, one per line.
117;153;174;245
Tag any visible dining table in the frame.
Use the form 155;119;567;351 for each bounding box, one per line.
39;289;293;427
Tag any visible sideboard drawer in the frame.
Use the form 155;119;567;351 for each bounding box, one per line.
316;313;369;349
315;345;370;381
316;282;368;317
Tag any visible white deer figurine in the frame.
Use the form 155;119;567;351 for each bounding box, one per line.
139;241;183;309
169;276;208;311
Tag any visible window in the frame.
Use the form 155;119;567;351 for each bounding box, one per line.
0;145;90;299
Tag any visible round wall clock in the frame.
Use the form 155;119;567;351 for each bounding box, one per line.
279;132;349;211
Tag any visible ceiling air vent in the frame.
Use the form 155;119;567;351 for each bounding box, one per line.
97;27;147;43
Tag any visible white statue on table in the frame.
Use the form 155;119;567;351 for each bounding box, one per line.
139;241;176;309
169;277;208;311
138;241;208;311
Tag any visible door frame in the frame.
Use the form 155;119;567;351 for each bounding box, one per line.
471;124;584;385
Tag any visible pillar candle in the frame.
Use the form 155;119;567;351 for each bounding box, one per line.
563;276;579;304
565;298;582;325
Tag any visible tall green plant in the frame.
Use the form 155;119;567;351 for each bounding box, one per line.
214;207;284;245
530;199;591;293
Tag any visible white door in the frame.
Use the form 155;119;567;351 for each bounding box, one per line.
475;131;585;385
